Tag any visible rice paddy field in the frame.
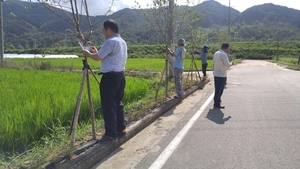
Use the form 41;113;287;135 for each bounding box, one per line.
0;57;211;154
3;58;213;71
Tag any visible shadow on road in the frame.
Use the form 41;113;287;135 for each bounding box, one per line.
206;109;231;124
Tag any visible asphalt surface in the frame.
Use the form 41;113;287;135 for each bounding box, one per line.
93;60;300;169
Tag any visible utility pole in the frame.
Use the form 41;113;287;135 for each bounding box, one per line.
168;0;175;79
168;0;174;45
0;0;4;64
228;0;231;35
165;0;174;97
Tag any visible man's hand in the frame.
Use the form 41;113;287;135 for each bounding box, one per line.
166;47;171;54
166;47;175;57
89;46;98;53
82;50;90;57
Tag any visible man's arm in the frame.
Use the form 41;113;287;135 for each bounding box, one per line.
82;46;102;61
194;50;201;55
223;53;232;68
166;48;175;57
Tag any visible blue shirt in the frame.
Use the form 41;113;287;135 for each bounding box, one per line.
173;46;185;69
195;51;208;64
97;34;128;73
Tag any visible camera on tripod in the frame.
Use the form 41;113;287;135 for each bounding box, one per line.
79;41;90;50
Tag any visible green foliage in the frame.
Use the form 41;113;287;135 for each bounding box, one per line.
226;42;300;60
5;41;300;62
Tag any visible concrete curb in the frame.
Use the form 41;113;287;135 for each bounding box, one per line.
46;78;210;169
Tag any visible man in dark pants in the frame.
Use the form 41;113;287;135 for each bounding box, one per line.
213;43;233;109
82;19;127;143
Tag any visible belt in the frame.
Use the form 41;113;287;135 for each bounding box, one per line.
98;71;124;75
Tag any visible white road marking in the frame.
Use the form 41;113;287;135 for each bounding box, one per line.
148;92;215;169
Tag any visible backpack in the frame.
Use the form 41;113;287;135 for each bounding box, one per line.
181;46;186;59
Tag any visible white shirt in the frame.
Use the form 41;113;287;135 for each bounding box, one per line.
213;49;231;77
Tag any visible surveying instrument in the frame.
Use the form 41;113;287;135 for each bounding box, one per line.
69;42;100;145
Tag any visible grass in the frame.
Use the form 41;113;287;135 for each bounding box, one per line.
0;68;150;152
270;57;300;70
2;58;214;71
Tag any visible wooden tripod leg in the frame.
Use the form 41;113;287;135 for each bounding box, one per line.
168;62;175;76
193;59;202;80
186;58;194;82
168;61;176;93
86;70;96;140
89;70;100;84
164;59;168;100
155;65;166;100
70;68;87;146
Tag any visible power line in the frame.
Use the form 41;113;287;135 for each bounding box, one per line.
228;0;231;35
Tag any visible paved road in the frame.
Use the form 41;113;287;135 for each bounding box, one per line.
93;60;300;169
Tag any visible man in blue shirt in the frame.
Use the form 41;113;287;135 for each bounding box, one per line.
167;38;186;98
194;45;209;78
82;19;127;143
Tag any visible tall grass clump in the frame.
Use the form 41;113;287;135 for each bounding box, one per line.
0;68;98;152
0;68;149;153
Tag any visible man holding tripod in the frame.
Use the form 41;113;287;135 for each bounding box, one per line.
82;19;127;143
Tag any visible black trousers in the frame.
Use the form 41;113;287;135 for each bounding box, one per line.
214;76;226;107
100;72;126;138
202;63;208;76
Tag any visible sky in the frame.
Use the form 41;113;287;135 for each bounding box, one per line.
86;0;300;16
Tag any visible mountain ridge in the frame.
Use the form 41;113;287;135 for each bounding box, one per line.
2;0;300;48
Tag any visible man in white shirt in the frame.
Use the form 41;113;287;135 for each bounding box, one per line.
213;42;233;109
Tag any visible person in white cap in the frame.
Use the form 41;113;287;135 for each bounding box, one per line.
194;45;209;78
166;38;186;98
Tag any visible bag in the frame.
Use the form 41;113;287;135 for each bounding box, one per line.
181;47;186;59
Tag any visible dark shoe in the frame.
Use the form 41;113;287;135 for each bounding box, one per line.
117;130;127;138
174;95;183;99
96;135;118;144
214;106;225;109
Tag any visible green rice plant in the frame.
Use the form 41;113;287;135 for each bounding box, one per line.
0;68;149;152
3;58;93;71
126;58;213;71
3;58;214;72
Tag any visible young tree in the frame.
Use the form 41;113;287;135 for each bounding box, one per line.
137;0;203;99
32;0;114;45
178;0;203;81
31;0;115;145
137;0;175;100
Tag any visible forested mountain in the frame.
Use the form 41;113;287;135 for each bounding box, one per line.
234;3;300;28
2;0;300;49
191;0;240;28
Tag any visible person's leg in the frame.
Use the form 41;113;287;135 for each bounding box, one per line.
178;69;184;96
174;68;184;97
203;63;208;77
116;74;126;134
100;74;121;138
214;76;226;107
220;76;227;97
